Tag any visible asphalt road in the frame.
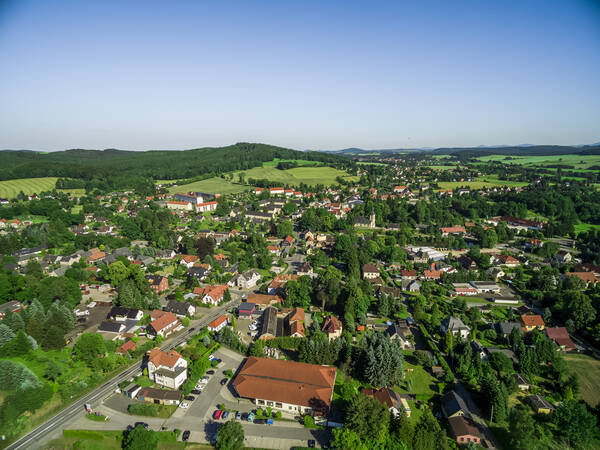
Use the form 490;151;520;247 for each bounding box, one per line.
6;298;239;450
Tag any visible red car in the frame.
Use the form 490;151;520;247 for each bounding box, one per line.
213;409;223;420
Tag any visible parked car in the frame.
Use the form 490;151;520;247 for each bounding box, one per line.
191;390;202;395
206;370;215;375
308;440;316;448
222;410;230;419
235;411;242;420
179;402;189;409
200;376;209;383
214;409;223;420
182;430;190;441
208;354;215;360
134;422;149;430
247;412;255;422
220;378;228;386
184;395;195;401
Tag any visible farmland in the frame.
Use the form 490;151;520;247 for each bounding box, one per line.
563;353;600;407
476;154;600;170
437;177;528;190
167;177;248;195
0;177;59;198
233;165;358;186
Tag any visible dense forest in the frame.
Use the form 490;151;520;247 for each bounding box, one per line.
0;143;350;188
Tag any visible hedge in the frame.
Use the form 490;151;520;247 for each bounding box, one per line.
63;430;105;440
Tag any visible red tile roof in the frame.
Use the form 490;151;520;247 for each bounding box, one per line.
208;315;228;329
148;347;182;368
233;357;336;410
546;327;576;349
149;310;179;333
521;314;544;327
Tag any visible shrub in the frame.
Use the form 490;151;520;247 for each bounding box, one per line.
303;415;314;427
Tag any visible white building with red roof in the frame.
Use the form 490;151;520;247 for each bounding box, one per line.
147;347;188;389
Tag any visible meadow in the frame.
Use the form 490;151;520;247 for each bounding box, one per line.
0;177;59;198
437;176;528;190
167;177;249;195
231;164;358;187
476;154;600;170
563;353;600;407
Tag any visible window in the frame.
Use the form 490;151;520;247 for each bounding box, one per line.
276;403;282;408
257;400;265;405
267;401;274;406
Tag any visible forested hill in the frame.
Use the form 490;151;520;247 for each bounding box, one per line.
0;143;349;182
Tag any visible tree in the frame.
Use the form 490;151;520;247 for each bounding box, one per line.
411;408;448;450
331;428;369;450
123;424;158;450
566;291;596;331
554;400;597;448
42;325;66;350
0;323;15;346
2;330;33;356
2;310;25;332
508;407;538;450
107;261;129;286
194;237;216;259
44;360;63;382
216;420;244;450
345;394;390;442
73;333;106;366
276;220;294;238
444;330;454;354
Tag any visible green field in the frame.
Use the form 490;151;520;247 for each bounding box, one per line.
476;154;600;170
563;353;600;407
0;177;59;198
427;165;458;171
167;177;249;195
233;165;358;186
57;188;86;197
574;223;600;235
261;158;319;167
438;177;528;190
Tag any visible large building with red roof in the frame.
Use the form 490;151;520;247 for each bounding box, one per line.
233;357;336;416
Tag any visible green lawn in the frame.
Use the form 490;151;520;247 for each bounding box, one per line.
562;353;600;407
57;188;86;197
0;177;59;198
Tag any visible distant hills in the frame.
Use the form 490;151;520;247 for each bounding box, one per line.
320;143;600;157
0;143;349;184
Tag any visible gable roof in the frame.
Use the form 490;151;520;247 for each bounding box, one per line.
521;314;544;327
322;315;342;334
442;390;471;418
546;327;576;349
361;387;402;410
165;300;193;316
148;347;183;368
247;293;282;305
149;310;179;333
233;357;336;410
448;416;481;439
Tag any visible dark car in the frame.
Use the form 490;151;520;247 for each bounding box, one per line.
182;430;190;441
206;370;215;375
222;410;230;419
134;422;149;430
184;395;195;401
189;327;195;331
191;389;202;395
254;418;266;424
308;440;316;448
220;378;228;385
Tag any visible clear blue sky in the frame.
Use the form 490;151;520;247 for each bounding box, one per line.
1;0;599;151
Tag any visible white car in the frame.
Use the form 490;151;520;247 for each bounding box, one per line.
199;377;209;384
179;402;190;409
249;325;256;331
